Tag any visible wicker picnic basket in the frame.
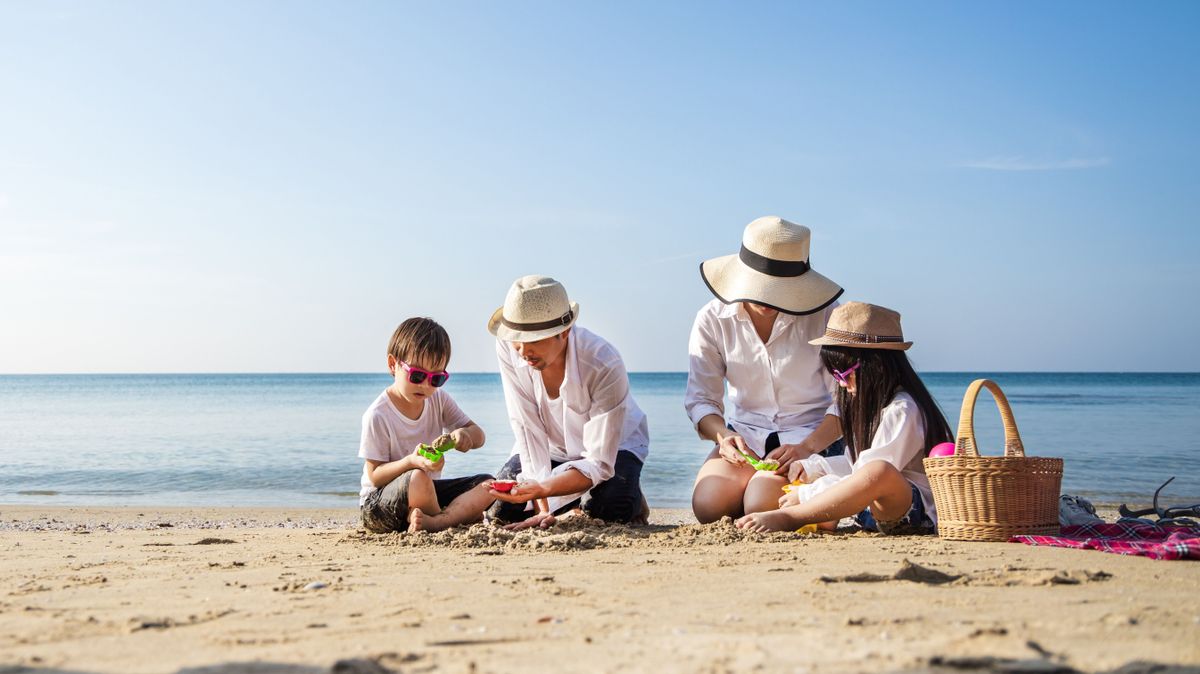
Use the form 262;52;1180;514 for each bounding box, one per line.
924;379;1063;542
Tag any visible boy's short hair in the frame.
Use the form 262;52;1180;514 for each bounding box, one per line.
388;318;451;369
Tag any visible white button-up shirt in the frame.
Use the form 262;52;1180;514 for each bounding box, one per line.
685;299;838;455
496;326;649;513
796;391;937;524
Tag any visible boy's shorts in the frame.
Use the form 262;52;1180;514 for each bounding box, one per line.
361;471;492;533
854;483;935;536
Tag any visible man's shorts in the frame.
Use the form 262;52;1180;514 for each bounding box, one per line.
360;471;492;533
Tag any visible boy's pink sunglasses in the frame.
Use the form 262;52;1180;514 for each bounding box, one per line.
832;361;860;385
400;361;450;387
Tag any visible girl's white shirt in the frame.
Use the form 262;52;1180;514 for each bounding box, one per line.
685;298;839;455
796;391;937;524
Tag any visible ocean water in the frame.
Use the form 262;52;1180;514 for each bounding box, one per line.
1;373;1198;509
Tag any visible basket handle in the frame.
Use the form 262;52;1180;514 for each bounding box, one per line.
955;379;1026;458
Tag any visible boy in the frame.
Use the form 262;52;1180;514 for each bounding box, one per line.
359;317;493;533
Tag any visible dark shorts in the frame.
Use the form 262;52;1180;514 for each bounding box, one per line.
360;471;492;533
486;450;645;524
854;483;935;535
748;429;846;457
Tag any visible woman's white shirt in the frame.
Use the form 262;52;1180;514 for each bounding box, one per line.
796;391;937;524
685;299;838;455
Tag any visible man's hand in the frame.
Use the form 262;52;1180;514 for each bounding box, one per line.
503;512;556;531
717;434;754;466
490;480;545;504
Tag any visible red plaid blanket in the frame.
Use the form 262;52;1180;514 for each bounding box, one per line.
1012;521;1200;560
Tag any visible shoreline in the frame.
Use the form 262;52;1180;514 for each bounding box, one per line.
2;506;1198;673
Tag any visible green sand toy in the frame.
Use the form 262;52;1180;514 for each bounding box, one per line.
738;449;780;472
417;437;457;462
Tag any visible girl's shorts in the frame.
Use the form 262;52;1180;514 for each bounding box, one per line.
854;483;935;535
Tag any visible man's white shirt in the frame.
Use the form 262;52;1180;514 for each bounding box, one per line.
496;326;649;513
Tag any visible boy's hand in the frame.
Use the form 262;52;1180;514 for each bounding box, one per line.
448;428;472;452
410;453;442;473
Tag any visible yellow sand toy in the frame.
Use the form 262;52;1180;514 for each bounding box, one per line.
782;479;820;534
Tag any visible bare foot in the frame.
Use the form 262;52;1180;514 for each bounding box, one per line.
735;509;799;533
631;493;650;527
407;508;426;533
818;520;839;532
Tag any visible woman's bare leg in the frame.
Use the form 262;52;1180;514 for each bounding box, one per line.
743;471;790;515
735;461;913;532
691;446;755;523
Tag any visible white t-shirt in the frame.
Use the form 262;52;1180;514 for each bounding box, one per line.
796;391;938;524
357;388;472;504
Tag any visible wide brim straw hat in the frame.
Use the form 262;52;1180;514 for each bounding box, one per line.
488;275;580;342
700;216;843;315
809;301;912;351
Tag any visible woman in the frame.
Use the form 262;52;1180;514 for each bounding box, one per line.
685;216;845;523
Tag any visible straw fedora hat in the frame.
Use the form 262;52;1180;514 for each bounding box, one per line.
808;301;912;351
488;275;580;342
700;216;843;315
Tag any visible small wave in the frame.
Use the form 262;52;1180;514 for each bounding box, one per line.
312;491;358;498
17;490;60;496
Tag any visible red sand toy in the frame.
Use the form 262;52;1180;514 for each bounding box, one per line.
491;480;517;493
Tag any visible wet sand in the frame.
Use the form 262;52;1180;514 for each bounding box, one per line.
1;505;1198;674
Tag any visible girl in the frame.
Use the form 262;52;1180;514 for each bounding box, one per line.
735;302;952;534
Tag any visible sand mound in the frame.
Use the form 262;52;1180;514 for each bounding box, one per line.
343;516;828;551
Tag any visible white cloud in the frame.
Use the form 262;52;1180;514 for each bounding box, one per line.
961;156;1111;171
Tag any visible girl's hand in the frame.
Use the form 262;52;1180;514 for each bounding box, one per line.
717;434;754;466
778;491;800;509
448;428;472;452
503;512;556;531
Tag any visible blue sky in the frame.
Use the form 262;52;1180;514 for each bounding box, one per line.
1;2;1197;373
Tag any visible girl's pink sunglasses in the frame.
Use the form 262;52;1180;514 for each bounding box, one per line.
833;361;860;385
400;361;450;387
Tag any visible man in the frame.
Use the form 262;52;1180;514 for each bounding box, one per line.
486;275;650;529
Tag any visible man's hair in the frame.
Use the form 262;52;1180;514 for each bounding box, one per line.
388;317;451;369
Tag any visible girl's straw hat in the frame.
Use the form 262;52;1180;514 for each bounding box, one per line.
700;216;843;315
488;275;580;343
808;301;912;351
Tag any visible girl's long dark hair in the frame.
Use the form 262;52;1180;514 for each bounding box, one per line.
819;345;953;461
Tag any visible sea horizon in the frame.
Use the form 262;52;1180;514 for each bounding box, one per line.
3;372;1198;509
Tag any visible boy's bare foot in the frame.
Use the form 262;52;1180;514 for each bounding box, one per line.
735;509;799;533
818;520;839;532
407;508;427;533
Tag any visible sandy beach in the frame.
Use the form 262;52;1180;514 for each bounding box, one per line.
1;505;1198;674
